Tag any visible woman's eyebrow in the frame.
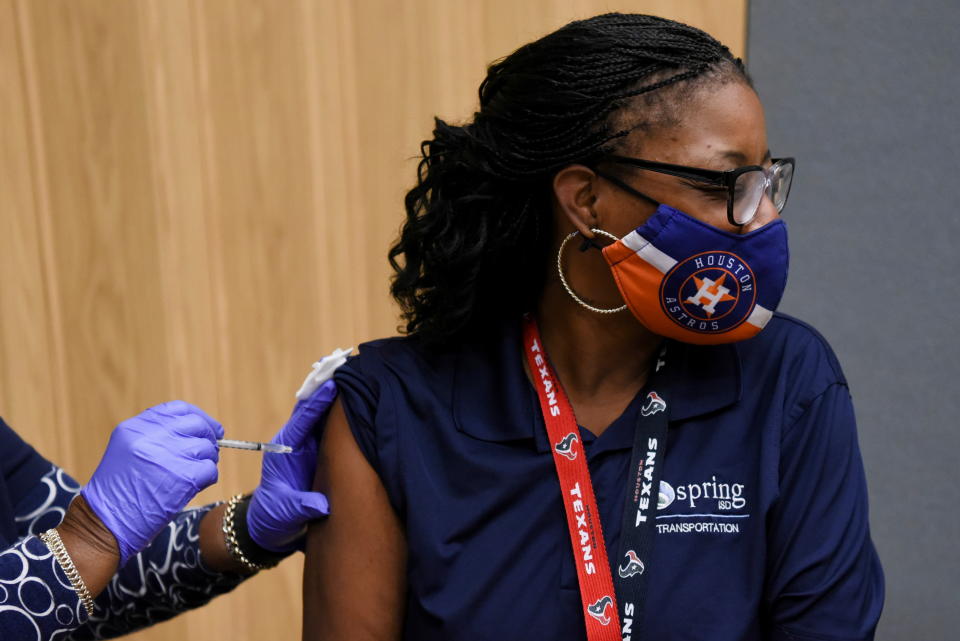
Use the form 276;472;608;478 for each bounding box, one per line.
708;148;772;168
703;149;748;169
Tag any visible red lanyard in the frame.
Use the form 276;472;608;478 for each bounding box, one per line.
522;316;621;641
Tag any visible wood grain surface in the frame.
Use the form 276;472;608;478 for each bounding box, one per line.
0;1;745;639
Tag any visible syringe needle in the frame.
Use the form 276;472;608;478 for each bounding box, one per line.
216;439;293;454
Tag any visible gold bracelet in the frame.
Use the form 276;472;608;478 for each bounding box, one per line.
39;528;96;616
221;494;273;573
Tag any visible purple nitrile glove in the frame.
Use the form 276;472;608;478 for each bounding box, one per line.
81;400;223;565
247;379;337;553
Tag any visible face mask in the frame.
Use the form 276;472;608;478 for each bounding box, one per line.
600;204;789;345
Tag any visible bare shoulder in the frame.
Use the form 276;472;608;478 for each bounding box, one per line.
302;398;407;641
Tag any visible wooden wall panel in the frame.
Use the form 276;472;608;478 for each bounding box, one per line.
0;1;745;639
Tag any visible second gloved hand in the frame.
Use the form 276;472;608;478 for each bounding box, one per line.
247;379;337;553
81;401;223;565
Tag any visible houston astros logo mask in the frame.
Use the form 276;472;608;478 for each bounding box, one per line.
600;204;789;345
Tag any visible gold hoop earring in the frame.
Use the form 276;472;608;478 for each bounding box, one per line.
556;229;627;314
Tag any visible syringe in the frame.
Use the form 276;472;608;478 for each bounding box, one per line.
216;439;293;454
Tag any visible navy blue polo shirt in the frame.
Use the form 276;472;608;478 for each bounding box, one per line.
334;313;883;641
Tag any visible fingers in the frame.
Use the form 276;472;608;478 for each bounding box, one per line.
151;399;194;415
308;380;338;407
149;401;224;439
164;412;220;443
298;491;330;519
180;435;220;463
156;437;219;491
191;458;219;490
186;405;224;439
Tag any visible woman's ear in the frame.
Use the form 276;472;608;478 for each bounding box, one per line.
552;165;600;239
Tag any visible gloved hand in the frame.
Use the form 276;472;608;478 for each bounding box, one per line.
247;379;337;553
81;401;222;565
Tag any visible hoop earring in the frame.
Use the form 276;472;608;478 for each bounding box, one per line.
556;228;628;314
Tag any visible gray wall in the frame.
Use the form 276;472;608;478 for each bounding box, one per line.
747;1;959;639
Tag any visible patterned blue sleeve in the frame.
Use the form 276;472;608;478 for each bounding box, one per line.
14;466;83;540
0;534;87;640
0;464;249;640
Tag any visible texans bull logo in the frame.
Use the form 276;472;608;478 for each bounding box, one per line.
640;391;667;417
554;432;579;461
586;595;615;626
618;549;645;578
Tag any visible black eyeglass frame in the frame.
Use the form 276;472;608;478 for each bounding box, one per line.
604;154;796;227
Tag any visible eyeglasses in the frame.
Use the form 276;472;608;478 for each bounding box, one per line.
604;155;796;227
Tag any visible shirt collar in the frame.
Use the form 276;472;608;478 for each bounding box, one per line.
453;321;543;446
453;321;742;453
665;340;743;422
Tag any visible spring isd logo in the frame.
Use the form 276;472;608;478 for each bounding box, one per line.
660;251;757;333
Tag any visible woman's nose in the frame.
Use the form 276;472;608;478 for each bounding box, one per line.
740;192;781;233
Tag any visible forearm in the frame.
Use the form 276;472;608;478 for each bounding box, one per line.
14;465;121;599
57;495;121;598
198;502;249;574
67;503;250;640
1;404;239;639
15;469;264;639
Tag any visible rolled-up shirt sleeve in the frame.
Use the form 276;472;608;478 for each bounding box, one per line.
765;383;885;641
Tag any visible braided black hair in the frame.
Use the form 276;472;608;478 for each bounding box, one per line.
389;13;748;346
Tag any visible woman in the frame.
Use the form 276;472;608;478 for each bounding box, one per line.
303;13;883;641
0;376;335;639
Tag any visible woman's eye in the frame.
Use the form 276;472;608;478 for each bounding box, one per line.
698;186;728;201
680;179;726;201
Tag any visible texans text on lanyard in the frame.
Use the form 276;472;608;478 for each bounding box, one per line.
633;438;660;527
570;481;597;575
531;338;598;576
531;339;561;417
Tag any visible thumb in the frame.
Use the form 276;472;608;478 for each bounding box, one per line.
297;491;330;520
281;383;337;447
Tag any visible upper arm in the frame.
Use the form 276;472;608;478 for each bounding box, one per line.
765;384;884;640
302;398;406;641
